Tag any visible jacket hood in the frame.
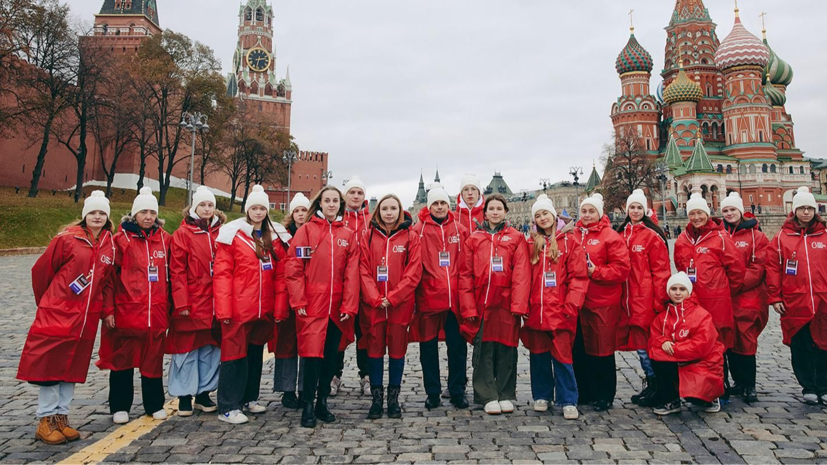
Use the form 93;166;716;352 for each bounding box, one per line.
371;211;413;236
216;217;291;245
576;214;612;232
310;211;344;227
662;294;701;333
782;212;827;235
557;218;576;235
723;215;758;234
182;206;226;229
457;193;484;211
346;201;369;213
686;216;724;238
120;214;165;235
417;206;456;225
480;220;507;234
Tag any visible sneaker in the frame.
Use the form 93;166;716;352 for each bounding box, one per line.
653;400;681;415
330;376;342;397
563;405;579;420
441;388;451;399
803;393;819;405
743;388;758;403
359;376;370;396
112;411;129;424
243;401;267;413
484;401;501;415
151;409;168;420
194;393;218;413
499;400;514;413
533;399;549;412
820;394;827;405
177;396;193;417
219;410;248;424
281;392;301;410
704;398;721;413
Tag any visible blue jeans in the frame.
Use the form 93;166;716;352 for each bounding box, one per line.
168;345;220;397
37;382;74;418
529;352;578;406
368;356;405;387
273;356;306;392
638;350;655;378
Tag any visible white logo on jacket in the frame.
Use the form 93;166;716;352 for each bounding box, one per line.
587;239;601;246
337;238;349;247
447;235;460;244
100;255;112;265
393;245;406;253
812;241;826;249
679;329;689;338
500;236;513;242
696;246;709;254
152;250;166;259
632;245;645;253
735;241;749;248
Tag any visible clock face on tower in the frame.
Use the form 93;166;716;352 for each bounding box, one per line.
246;48;271;72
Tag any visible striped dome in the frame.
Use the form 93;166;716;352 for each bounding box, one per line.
764;39;794;87
715;15;769;70
655;81;665;104
663;68;703;105
763;81;787;107
616;33;654;75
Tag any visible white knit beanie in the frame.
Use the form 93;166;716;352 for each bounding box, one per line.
686;192;710;216
460;173;482;194
667;272;693;296
82;190;110;219
531;194;557;218
245;185;270;213
343;176;366;195
131;187;159;216
579;193;604;217
427;184;451;209
192;186;217;209
289;192;311;213
626;189;648;212
720;191;745;214
792;186;817;211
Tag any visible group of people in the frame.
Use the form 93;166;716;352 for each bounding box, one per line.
16;171;827;445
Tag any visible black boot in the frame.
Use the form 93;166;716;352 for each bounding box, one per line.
300;400;316;428
450;393;469;409
637;377;659;407
178;395;193;416
631;376;655;405
387;385;402;419
742;355;758;403
315;396;336;423
194;392;217;412
281;391;301;410
424;393;441;410
368;386;384;419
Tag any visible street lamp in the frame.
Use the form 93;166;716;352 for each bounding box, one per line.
282;149;298;211
180;112;210;206
539;178;551;194
569;166;583;218
655;163;669;222
322;170;333;186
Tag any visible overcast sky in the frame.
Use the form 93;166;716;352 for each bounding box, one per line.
69;0;827;207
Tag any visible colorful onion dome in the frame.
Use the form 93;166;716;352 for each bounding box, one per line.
616;31;654;75
763;37;794;87
763;75;787;107
715;13;769;70
656;81;665;104
663;67;703;105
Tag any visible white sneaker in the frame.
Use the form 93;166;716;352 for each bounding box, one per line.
484;401;501;415
563;405;579;420
804;393;819;405
151;409;167;420
704;398;721;413
243;401;267;413
441;388;451;399
330;376;342;396
533;399;549;412
112;411;129;424
218;410;248;424
359;376;370;396
499;400;514;413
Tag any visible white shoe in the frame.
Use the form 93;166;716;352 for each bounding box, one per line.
484;401;501;415
151;409;167;420
533;399;549;412
563;405;579;420
359;376;370;396
441;388;451;399
112;411;129;424
330;376;342;397
804;393;819;405
218;410;248;424
499;400;514;413
243;401;267;413
704;398;721;413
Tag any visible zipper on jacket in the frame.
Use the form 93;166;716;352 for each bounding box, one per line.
803;233;816;315
79;235;103;345
328;222;334;317
624;224;634;317
439;223;452;310
145;239;152;328
207;227;216;317
483;232;495;306
540;239;546;325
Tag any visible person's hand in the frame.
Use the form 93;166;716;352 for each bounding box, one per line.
520;313;528;320
773;302;786;315
340;313;351;322
662;341;675;356
381;298;391;308
587;261;596;278
222;319;231;325
297;308;307;316
104;315;115;330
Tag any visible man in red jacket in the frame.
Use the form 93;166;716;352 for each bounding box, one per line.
456;173;484;232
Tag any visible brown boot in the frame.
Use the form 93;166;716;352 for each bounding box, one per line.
55;414;80;441
35;416;67;445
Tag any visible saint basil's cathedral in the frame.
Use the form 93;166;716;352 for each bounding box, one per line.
611;0;815;214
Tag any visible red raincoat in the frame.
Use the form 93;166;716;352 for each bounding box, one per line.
166;212;225;354
456;194;484;232
344;204;370;243
766;215;827;349
618;222;671;351
723;215;769;355
574;216;631;357
358;214;422;358
458;223;531;346
649;295;725;402
285;214;360;358
520;222;589;364
18;227;116;384
97;219;170;378
271;222;299;359
409;208;469;343
213;219;288;362
674;218;745;349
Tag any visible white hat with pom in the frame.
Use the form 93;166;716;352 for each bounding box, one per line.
83;190;110;219
793;186;817;212
686;192;710;216
245;185;270;213
720;191;745;214
131;187;159;216
580;193;604;217
289;192;311;213
626;189;648;213
531;194;557;218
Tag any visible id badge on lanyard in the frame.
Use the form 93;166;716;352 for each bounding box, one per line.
69;273;91;295
491;256;504;272
544;271;557;288
148;266;159;282
439;251;450;267
687;267;697;283
296;246;313;259
786;259;798;276
377;265;389;282
260;255;273;271
209;262;214;277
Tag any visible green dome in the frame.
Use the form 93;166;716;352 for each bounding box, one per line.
616;32;654;75
763;38;794;87
663;67;703;105
764;81;787;107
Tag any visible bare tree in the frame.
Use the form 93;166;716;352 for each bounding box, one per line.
600;129;661;213
0;0;37;134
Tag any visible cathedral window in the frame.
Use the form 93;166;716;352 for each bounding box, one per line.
789;167;794;174
256;8;264;22
749;165;756;174
726;165;732;174
762;164;768;173
245;8;252;21
801;166;806;174
716;164;723;173
770;164;777;173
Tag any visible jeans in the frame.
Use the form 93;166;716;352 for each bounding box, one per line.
274;356;306;393
303;320;343;400
572;321;617;404
368;356;405;387
109;369;165;415
419;311;467;396
638;350;655;378
168;345;220;397
337;313;368;379
36;382;75;418
651;360;679;404
790;323;827;396
216;344;264;414
529;352;578;406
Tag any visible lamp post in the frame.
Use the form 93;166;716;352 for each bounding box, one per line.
539;178;550;194
282;149;298;211
322;170;333;186
179;112;209;206
569;166;583;218
655;163;669;222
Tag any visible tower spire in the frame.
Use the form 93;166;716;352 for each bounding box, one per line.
629;9;634;33
734;0;740;18
760;11;768;39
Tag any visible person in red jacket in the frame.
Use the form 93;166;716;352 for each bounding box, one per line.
97;187;170;424
410;184;470;410
166;186;224;417
459;194;531;415
456;173;484;231
767;187;827;404
336;176;370;396
286;186;360;428
720;192;769;403
615;189;670;407
18;191;115;444
520;194;588;420
572;193;631;411
359;195;422;419
272;192;311;410
213;185;288;424
648;272;725;415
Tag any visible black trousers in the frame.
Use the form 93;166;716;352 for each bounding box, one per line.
109;369;165;415
304;320;343;400
790;323;827;396
420;312;467;396
217;344;264;414
336;313;368;378
651;360;680;404
726;350;757;390
572;320;616;404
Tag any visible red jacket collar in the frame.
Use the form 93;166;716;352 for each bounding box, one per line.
576;215;611;232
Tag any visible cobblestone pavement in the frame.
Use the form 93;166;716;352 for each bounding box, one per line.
1;253;827;464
